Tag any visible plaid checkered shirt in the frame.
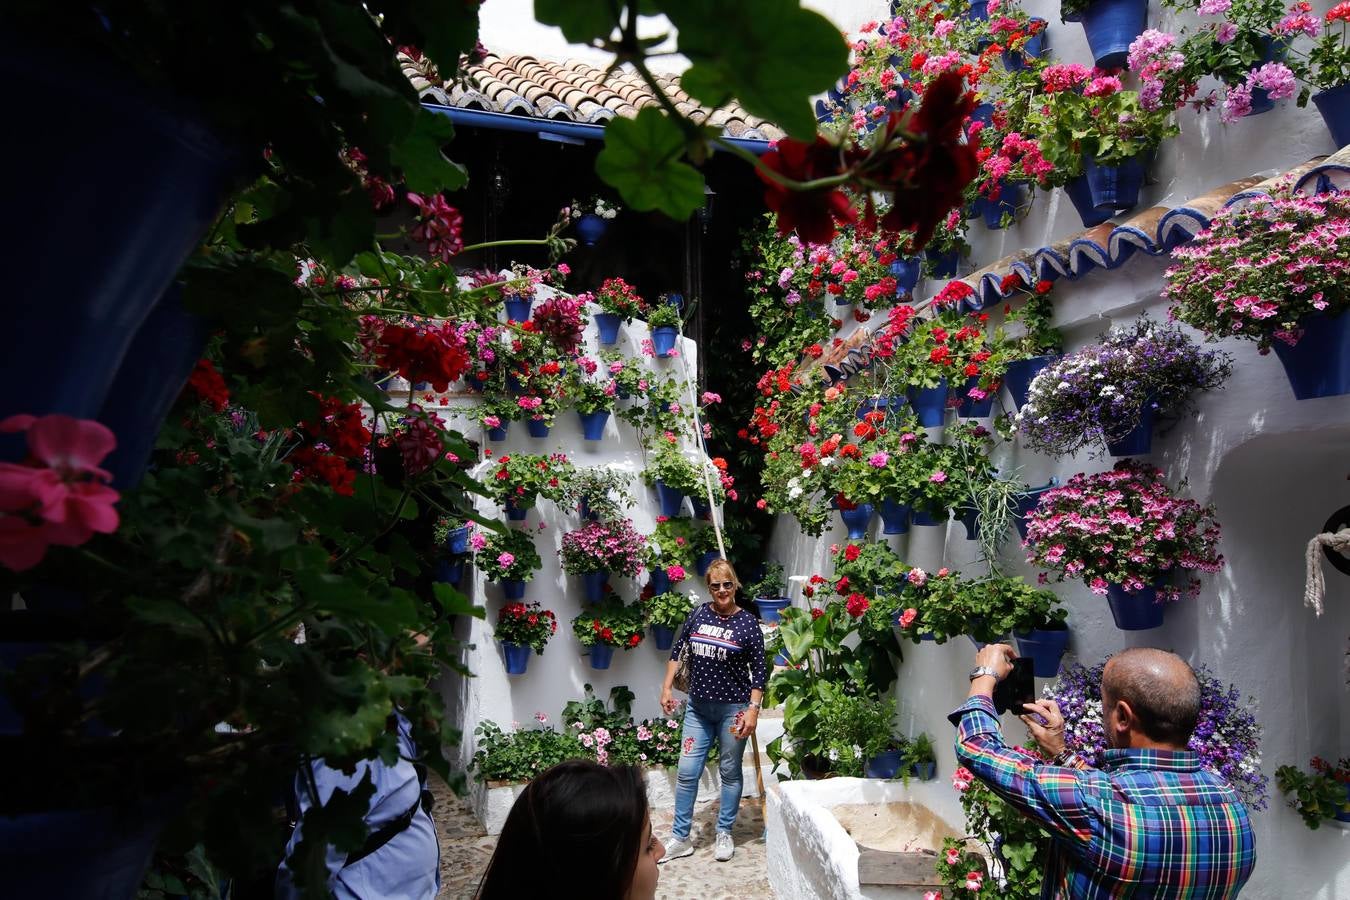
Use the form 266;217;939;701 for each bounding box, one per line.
949;695;1256;899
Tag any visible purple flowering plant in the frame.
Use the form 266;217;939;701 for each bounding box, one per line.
1165;185;1350;351
1044;659;1268;808
559;518;648;577
1024;460;1224;600
1015;317;1232;458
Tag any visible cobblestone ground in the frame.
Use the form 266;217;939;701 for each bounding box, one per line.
431;776;773;899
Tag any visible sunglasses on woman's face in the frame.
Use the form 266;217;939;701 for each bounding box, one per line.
709;581;735;591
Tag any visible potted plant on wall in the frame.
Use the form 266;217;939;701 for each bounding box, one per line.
517;357;570;438
483;452;574;520
563;466;635;522
903;733;938;781
1165;184;1350;399
993;274;1063;412
644;517;697;593
560;519;647;603
689;522;727;576
642;440;704;517
817;693;898;778
571;596;646;670
744;562;792;622
570;362;616;441
477;526;544;601
1015;317;1233;458
1276;757;1350;829
493;602;558;675
1024;461;1225;630
571;197;620;247
646;303;683;357
588;276;645;345
1286;4;1350;147
1062;0;1149;69
641;588;698;650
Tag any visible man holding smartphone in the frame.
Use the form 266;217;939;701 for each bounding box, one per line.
950;644;1255;898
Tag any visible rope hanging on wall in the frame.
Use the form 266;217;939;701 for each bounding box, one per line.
1303;505;1350;684
673;314;725;561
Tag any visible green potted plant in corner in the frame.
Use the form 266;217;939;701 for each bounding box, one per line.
817;693;898;778
493;601;559;675
1276;757;1350;829
744;562;791;622
903;732;938;780
641;589;698;650
478;527;544;600
646;302;683;356
571;595;647;670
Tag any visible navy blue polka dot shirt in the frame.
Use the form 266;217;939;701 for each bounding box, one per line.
669;603;767;703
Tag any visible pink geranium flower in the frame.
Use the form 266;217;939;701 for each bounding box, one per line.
951;766;974;791
0;414;121;571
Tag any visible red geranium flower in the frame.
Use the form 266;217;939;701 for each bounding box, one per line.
757;136;859;245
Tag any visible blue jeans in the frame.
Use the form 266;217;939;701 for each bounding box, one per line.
672;699;749;840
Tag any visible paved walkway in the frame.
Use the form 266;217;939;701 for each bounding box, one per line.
431;776;773;898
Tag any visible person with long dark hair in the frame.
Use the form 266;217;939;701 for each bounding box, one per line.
476;759;664;899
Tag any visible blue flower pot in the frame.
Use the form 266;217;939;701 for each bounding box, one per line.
1015;626;1071;678
1246;38;1288;115
839;503;875;540
865;749;904;779
966;0;989;20
436;558;465;585
857;396;906;420
594;312;622;345
695;550;720;577
589;644;615;670
1079;0;1148;69
581;570;609;604
576;212;608;246
958;506;980;541
649;568;671;595
774;649;792;666
651;624;675;650
502;642;531;675
758;597;792;624
1270;311;1350;399
912;507;948;527
1106;401;1157;457
889;258;922;295
691;496;713;519
976;181;1026;230
1084;154;1145;213
1106;583;1165;630
907;379;949;426
507;374;526;395
1001;20;1048;71
652;326;679;356
968;102;996;131
446;527;470;555
487;422;509;441
879;497;912;535
665;293;686;313
578;498;599;521
0;43;235;456
1003;355;1056;411
1312;82;1350;149
1013;479;1059;540
578;409;610;441
501;579;527;601
526;418;551;439
504;297;533;323
655;482;686;518
1064;174;1114;228
910;761;937;780
1335;782;1350;822
505;499;531;521
926;249;959;279
956;376;995;418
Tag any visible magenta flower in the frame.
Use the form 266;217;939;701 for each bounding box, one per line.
867;451;889;468
497;551;516;568
929;470;947;483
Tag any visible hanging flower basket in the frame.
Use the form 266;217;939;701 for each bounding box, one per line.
889;258;922;295
1077;0;1148;69
501;579;527;601
655;482;686;518
577;410;610;441
838;502;875;540
580;570;609;604
576;212;608;246
1002;20;1048;71
504;297;533;324
588;644;615;669
501;641;531;675
926;248;959;279
955;377;995;418
651;326;678;356
695;550;720;577
594;312;622;345
1062;174;1114;228
1105;399;1157;457
526;417;551;439
1003;355;1056;411
651;624;676;650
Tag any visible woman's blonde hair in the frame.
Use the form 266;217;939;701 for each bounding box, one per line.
704;558;740;590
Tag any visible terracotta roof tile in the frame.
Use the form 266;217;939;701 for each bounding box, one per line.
412;52;785;141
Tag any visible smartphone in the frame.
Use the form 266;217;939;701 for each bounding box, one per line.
993;657;1035;716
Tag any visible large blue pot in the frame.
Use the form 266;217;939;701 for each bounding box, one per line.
576;212;608;246
955;377;995;418
581;570;609;604
1063;174;1114;228
889;258;922;295
1003;355;1056;411
526;417;551;439
502;642;531;675
926;249;960;279
1013;479;1060;541
487;422;509;441
976;181;1026;230
1270;312;1350;399
1002;20;1048;71
504;297;533;324
1106;401;1157;457
907;379;949;427
865;749;904;779
505;498;531;521
649;567;671;595
912;507;948;527
1312;82;1350;149
95;286;210;489
652;326;679;356
839;503;875;540
655;482;686;518
879;497;912;535
501;579;527;601
589;644;615;670
446;527;470;555
1105;583;1165;630
1079;0;1148;69
695;550;720;577
1015;626;1071;678
578;409;610;441
435;558;465;585
594;312;622;345
651;624;675;650
757;597;792;624
1084;154;1145;213
0;43;235;456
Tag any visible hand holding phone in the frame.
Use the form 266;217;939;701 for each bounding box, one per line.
992;657;1035;716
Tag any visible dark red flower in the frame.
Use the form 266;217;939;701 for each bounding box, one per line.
757;137;858;245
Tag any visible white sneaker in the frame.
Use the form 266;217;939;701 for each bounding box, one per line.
714;831;734;862
660;835;694;863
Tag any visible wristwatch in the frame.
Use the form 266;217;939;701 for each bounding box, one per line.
968;665;1001;682
746;701;762;710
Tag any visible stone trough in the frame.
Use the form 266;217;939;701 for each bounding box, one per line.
766;777;966;899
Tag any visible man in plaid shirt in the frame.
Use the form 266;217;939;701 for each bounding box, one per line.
950;645;1255;898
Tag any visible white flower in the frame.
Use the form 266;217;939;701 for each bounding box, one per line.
788;485;804;499
828;747;840;761
852;744;863;759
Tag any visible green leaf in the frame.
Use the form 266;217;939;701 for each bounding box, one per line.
596;108;706;220
533;0;618;44
432;582;486;618
124;597;210;635
297;570;419;634
392;111;469;194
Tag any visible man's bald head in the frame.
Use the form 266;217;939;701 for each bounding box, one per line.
1102;648;1201;747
